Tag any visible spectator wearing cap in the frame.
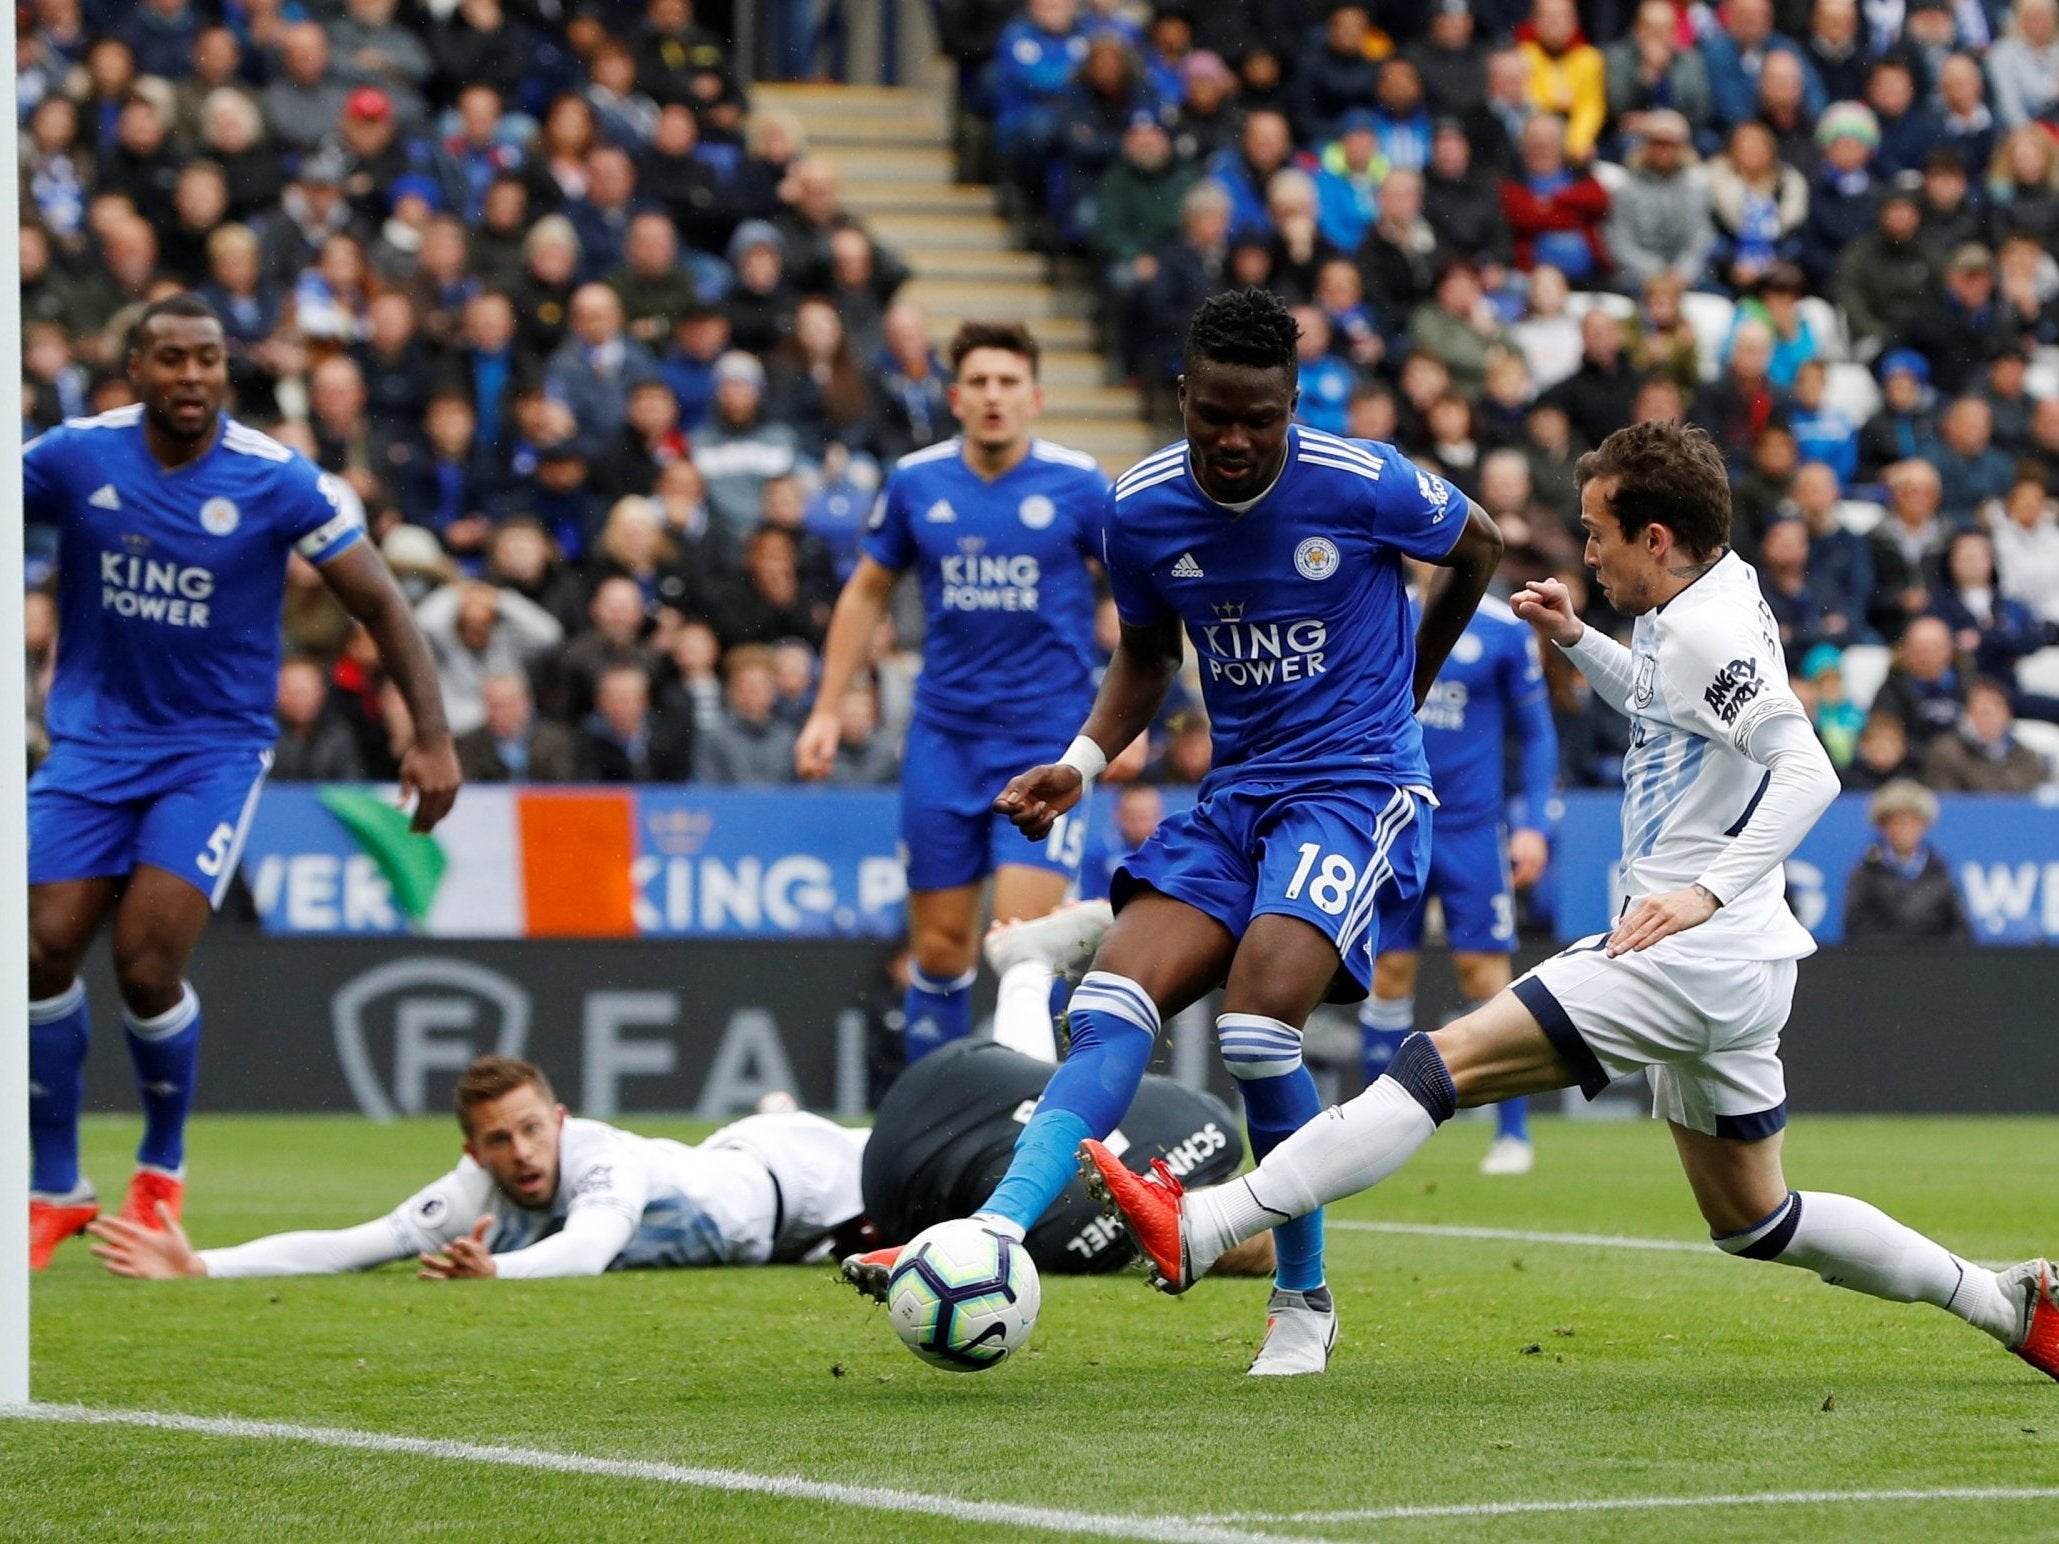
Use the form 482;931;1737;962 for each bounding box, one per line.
722;220;796;356
1922;677;2048;792
1989;0;2059;129
1935;53;1997;176
1309;111;1386;256
1405;0;1492;124
1701;0;1827;132
1294;4;1384;146
1799;643;1868;765
1798;103;1884;288
1803;0;1871;107
1706;121;1810;293
1925;397;2017;522
1605;110;1716;293
694;352;803;550
1842;779;1970;941
1514;0;1605;162
1898;243;2015;396
1835;189;1942;353
264;23;354;155
257;144;361;290
1501;114;1610;284
1603;0;1716;155
1423;120;1511;279
331;85;463;231
1859;349;1939;477
1864;57;1942;182
1169;51;1237;164
1868;467;1953;641
429;0;533;112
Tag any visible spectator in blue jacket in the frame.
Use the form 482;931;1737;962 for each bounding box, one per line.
994;0;1089;204
1206;108;1294;241
1865;56;1943;179
1700;0;1826;130
1925;396;2018;520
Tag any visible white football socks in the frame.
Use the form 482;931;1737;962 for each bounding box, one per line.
1187;1078;1439;1262
991;960;1059;1061
1722;1190;2019;1343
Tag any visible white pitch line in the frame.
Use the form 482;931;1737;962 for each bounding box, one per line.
1328;1220;1708;1254
0;1403;1331;1544
1206;1486;2059;1525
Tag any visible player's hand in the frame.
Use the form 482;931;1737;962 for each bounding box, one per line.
794;710;840;780
1512;580;1584;647
1606;885;1719;957
399;737;462;833
993;763;1084;841
87;1203;206;1279
1509;827;1549;889
418;1216;497;1280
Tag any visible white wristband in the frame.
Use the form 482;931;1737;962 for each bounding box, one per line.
1058;735;1107;784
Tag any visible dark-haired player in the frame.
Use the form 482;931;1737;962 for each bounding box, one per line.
26;295;460;1269
1088;420;2059;1384
797;322;1112;1065
852;289;1503;1375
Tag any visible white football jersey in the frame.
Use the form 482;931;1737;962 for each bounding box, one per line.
383;1113;868;1270
1612;552;1817;961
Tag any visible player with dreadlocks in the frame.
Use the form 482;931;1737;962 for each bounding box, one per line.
842;288;1503;1373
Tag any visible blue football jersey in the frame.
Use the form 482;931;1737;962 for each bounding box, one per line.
26;406;364;756
863;436;1107;739
1105;427;1464;787
1415;595;1560;830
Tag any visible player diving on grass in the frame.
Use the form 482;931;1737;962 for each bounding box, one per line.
88;1057;874;1280
848;288;1504;1375
795;321;1114;1066
1363;555;1557;1176
26;294;462;1270
1084;419;2059;1383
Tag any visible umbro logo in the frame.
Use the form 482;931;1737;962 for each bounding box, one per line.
923;499;957;523
1171;552;1204;578
89;484;122;510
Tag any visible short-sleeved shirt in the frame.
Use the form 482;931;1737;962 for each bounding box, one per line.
25;407;363;756
862;436;1107;740
1105;427;1465;789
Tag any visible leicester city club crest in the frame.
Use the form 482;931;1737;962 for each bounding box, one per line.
1294;536;1340;581
199;497;240;536
1017;494;1056;530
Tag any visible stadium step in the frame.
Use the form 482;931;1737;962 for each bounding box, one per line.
780;79;1154;455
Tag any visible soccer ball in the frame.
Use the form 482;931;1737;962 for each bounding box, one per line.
886;1220;1041;1372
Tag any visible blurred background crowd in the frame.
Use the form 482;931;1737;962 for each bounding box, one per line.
16;0;2059;822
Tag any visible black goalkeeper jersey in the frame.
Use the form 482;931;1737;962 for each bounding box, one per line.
864;1039;1245;1273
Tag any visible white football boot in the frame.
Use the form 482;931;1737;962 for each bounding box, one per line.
1247;1287;1339;1376
983;899;1114;976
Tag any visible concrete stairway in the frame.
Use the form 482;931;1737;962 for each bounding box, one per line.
753;83;1159;474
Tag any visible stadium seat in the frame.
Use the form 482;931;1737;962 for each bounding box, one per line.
1679;292;1734;382
2008;718;2059;782
2029;347;2059;403
1835;499;1886;535
1565;290;1635;322
1824;362;1882;425
1796;296;1848;361
1838;644;1892;712
2016;647;2059;699
1590;160;1630;194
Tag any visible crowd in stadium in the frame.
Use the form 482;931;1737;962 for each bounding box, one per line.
16;0;2059;804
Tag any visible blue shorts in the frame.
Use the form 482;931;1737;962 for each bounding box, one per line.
901;719;1091;893
1383;818;1517;955
29;742;274;907
1113;778;1430;1002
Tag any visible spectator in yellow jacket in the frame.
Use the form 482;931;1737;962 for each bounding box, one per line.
1516;0;1606;162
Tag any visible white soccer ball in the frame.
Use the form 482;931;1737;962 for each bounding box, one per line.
886;1220;1041;1372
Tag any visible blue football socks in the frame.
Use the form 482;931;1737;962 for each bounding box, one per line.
902;964;976;1062
123;984;202;1174
1219;1013;1326;1291
29;982;92;1197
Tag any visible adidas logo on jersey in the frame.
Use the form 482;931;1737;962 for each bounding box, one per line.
89;484;122;510
923;499;957;523
1171;552;1204;578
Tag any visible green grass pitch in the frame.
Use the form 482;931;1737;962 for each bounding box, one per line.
11;1111;2059;1541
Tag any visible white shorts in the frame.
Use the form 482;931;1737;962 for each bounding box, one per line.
702;1112;871;1262
1512;935;1797;1140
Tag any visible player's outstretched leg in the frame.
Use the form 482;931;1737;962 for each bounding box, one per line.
29;981;98;1269
985;898;1114;1061
975;971;1160;1237
1086;1031;1459;1293
120;984;201;1228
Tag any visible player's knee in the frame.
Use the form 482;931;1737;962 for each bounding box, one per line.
909;921;976;978
1452;953;1512;1003
1216;1013;1303;1081
28;931;83;1000
112;942;186;1016
1372;953;1417;1000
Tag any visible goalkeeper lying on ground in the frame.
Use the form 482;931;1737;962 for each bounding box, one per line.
91;1042;1270;1281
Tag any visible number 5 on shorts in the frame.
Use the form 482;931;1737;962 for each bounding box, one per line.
1284;842;1357;915
195;821;236;877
